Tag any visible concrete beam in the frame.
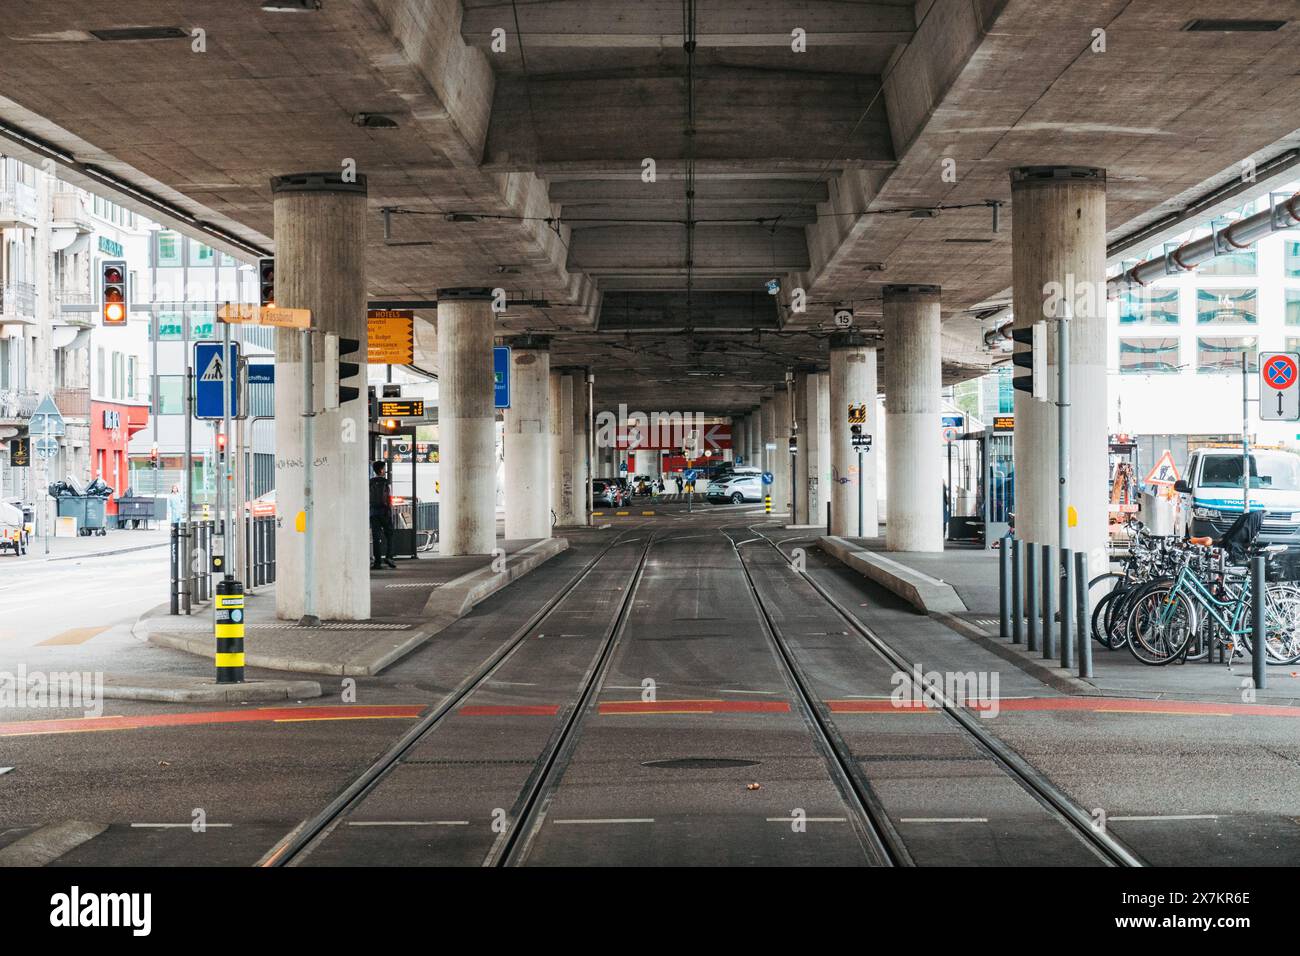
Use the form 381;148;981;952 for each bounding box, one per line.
484;69;892;167
549;178;831;205
462;0;914;47
569;224;809;273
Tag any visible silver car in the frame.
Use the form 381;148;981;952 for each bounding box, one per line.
706;472;763;504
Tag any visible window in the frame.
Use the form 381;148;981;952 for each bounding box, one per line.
191;240;214;266
1286;336;1300;355
156;375;185;415
1286;241;1300;279
191;310;214;339
155;310;184;340
96;347;105;395
1196;287;1257;325
156;231;182;268
127;356;136;399
1287;290;1300;327
1119;337;1179;374
112;352;123;400
1119;286;1179;325
1197;336;1257;374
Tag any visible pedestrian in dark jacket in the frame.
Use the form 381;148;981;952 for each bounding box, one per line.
370;461;397;570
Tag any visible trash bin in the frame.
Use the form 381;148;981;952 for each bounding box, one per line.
57;496;108;536
116;496;162;530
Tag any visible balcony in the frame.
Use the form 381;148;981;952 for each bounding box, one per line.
0;181;38;229
54;387;89;420
0;389;40;426
50;191;92;234
0;281;36;326
53;288;95;328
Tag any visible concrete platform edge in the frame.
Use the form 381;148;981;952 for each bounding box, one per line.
930;611;1097;696
817;535;966;614
100;677;323;704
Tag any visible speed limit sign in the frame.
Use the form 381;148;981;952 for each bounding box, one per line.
833;308;854;329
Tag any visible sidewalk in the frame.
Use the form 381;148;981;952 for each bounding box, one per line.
134;537;568;676
817;534;1300;705
26;526;171;562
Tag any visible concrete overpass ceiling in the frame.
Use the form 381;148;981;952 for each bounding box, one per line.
0;1;1296;415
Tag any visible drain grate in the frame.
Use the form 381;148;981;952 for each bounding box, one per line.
642;757;762;770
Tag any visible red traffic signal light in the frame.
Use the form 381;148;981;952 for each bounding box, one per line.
257;256;275;308
101;258;128;325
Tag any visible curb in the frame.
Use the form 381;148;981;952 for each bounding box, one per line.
40;540;170;563
101;677;322;704
930;611;1097;695
135;538;570;677
818;535;966;614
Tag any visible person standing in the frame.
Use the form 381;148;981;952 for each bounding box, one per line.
370;461;397;570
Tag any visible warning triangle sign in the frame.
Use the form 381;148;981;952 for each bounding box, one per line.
200;352;225;382
1145;450;1180;487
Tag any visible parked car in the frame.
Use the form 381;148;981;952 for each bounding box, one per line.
706;472;764;504
592;479;622;508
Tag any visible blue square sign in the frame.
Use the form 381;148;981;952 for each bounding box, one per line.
494;346;510;409
194;341;240;419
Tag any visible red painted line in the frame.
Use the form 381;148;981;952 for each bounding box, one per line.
827;700;935;713
0;705;425;738
599;699;791;715
458;704;560;717
828;697;1300;718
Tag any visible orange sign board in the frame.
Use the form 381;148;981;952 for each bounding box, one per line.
217;304;311;329
367;309;414;364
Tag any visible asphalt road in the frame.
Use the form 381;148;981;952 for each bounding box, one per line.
3;499;1300;866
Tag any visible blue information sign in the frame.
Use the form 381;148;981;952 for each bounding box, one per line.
683;468;698;481
247;363;274;384
761;472;774;485
194;341;240;420
494;346;511;409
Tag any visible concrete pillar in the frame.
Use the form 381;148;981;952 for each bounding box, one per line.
733;417;747;467
438;289;497;555
571;370;591;525
829;332;877;538
758;397;774;477
503;337;551;540
1011;165;1108;565
770;385;792;515
747;409;761;468
271;171;369;621
550;368;575;526
882;285;944;552
795;368;830;525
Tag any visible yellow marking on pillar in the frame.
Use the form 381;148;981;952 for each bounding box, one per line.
294;511;306;533
214;652;246;668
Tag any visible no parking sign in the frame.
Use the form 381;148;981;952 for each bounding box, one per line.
1261;352;1300;421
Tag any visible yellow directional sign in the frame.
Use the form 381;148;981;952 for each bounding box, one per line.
847;403;867;424
217;303;312;329
367;309;414;364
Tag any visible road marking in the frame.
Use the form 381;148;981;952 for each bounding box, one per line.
599;699;790;715
552;818;654;825
766;816;846;823
1109;814;1220;822
0;704;425;738
0;821;107;866
347;820;469;827
900;817;988;824
458;704;560;717
36;625;111;646
0;767;12;775
131;823;234;828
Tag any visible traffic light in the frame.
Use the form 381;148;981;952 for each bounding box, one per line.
216;432;227;464
337;336;361;405
380;417;399;433
101;258;128;325
1011;320;1048;400
149;443;159;469
257;257;275;308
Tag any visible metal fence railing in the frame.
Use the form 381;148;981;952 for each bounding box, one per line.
170;515;277;614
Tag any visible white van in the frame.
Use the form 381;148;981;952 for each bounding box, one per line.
1174;447;1300;557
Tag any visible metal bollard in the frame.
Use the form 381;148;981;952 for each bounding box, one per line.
999;537;1012;638
1026;542;1040;652
1252;555;1267;691
1075;550;1092;679
826;501;832;536
764;495;772;515
169;522;180;615
214;578;245;684
1060;547;1074;670
1011;538;1024;645
1041;543;1055;661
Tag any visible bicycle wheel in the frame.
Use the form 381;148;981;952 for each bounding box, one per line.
1105;580;1146;651
1126;585;1196;665
1091;589;1118;648
1257;585;1300;665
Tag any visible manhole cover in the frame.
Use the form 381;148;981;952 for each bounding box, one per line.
642;757;761;770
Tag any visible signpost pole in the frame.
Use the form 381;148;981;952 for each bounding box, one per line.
1243;352;1250;518
221;315;233;582
301;329;319;627
857;447;864;538
183;365;194;613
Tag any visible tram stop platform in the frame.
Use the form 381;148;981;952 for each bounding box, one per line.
818;534;1300;706
135;538;568;677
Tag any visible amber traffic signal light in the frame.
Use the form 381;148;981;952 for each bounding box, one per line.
101;258;128;325
257;256;275;308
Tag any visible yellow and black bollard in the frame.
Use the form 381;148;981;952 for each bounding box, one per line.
764;495;772;515
215;578;245;684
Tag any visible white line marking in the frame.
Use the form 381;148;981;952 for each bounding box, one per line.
765;817;846;823
900;817;988;824
130;823;234;828
552;818;654;825
346;820;469;827
1109;814;1220;822
0;767;12;775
